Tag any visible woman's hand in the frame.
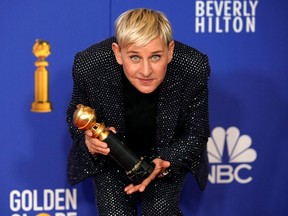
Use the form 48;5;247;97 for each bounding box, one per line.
85;127;116;156
124;158;171;195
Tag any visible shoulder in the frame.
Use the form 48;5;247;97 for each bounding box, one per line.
73;37;117;68
168;40;210;82
172;40;209;69
72;37;120;78
79;37;116;55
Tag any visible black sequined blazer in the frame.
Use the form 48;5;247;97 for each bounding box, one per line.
66;37;210;191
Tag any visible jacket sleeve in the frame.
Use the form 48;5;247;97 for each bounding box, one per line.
158;54;210;190
66;53;108;185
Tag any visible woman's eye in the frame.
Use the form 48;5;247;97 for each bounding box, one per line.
151;55;160;61
130;56;140;61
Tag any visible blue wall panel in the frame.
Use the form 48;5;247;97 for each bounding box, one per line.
1;0;288;215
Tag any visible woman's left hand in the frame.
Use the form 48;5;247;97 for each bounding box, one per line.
124;157;170;195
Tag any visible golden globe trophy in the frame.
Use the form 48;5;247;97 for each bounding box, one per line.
31;39;52;112
73;104;154;184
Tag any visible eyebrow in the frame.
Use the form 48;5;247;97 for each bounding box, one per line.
126;50;164;54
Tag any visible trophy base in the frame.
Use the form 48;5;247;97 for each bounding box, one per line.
31;101;52;112
126;157;155;184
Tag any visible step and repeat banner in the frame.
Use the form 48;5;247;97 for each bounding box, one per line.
1;0;287;215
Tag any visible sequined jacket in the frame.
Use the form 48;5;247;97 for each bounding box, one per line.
66;37;210;190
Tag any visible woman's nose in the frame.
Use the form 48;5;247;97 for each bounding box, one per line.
141;60;152;77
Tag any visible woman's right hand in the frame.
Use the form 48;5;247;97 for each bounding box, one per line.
84;127;116;156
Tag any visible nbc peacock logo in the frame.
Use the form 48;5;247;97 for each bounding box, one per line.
207;126;257;184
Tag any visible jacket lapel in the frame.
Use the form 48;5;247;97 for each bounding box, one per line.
156;67;182;147
100;63;126;136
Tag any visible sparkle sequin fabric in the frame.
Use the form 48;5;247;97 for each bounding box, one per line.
66;37;210;215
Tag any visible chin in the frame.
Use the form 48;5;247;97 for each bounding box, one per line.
136;86;157;94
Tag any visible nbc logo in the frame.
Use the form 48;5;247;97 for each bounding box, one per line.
207;127;257;184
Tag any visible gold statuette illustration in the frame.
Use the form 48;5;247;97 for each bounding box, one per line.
31;39;52;112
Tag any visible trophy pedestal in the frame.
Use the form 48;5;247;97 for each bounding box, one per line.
31;101;52;112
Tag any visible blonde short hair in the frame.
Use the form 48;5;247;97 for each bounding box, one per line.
114;8;173;48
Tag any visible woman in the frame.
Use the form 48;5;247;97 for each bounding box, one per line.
66;8;211;216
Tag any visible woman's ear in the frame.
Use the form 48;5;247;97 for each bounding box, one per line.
112;42;123;65
168;40;175;63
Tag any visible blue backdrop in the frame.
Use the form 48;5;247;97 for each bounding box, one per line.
1;0;288;215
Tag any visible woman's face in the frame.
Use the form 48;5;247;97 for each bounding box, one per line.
112;37;174;94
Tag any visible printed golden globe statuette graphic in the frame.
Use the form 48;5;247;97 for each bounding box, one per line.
31;39;52;112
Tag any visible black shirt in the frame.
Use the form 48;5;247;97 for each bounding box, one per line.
122;73;159;156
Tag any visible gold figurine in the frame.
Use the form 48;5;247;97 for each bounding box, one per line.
73;104;109;141
31;39;52;112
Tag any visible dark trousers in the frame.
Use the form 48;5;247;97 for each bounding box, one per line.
93;166;186;216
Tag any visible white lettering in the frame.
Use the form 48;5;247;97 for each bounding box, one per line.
206;1;214;17
242;1;250;16
67;212;77;216
195;1;205;16
195;0;258;33
215;17;223;33
44;189;54;210
208;16;213;32
33;190;43;211
11;214;27;216
196;0;258;17
55;189;65;210
21;190;33;211
234;164;253;183
246;16;256;32
66;189;77;210
9;189;77;212
55;213;77;216
208;165;216;183
195;16;255;33
223;17;232;32
214;1;224;16
209;164;253;184
233;17;243;33
233;1;242;16
217;165;234;183
223;1;232;17
250;1;258;16
10;190;21;212
195;17;205;33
